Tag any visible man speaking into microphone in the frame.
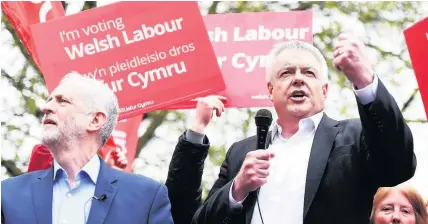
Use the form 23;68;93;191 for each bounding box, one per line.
191;33;416;224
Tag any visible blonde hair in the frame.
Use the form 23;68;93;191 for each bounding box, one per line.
371;185;428;224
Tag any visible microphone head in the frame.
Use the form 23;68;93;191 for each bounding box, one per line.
255;109;273;127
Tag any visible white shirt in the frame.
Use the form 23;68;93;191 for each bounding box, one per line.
229;75;379;224
52;155;100;224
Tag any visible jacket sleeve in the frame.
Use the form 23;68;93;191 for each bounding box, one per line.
357;79;416;187
148;184;174;224
192;143;244;224
165;131;210;224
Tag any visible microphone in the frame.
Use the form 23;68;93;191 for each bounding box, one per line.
92;194;107;201
254;109;272;224
255;109;273;150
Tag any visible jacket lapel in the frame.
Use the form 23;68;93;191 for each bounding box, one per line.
303;114;339;219
32;167;54;224
86;159;118;224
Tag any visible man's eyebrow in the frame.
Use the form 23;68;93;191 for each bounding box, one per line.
278;64;319;72
301;66;319;72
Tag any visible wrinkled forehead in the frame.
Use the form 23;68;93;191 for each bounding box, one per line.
274;48;322;71
50;82;89;104
380;189;412;206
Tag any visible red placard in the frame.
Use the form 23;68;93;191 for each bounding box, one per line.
1;1;65;68
165;10;313;109
30;1;225;120
404;17;428;120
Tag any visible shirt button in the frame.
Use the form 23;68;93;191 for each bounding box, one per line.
66;193;72;198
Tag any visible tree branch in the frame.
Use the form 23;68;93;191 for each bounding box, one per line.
208;1;220;14
1;159;24;177
365;42;408;64
1;69;14;83
82;1;97;11
405;119;427;123
401;88;419;113
293;1;317;10
135;111;169;157
61;1;67;11
2;65;45;118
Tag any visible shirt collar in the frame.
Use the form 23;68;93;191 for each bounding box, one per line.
271;111;324;141
53;154;100;184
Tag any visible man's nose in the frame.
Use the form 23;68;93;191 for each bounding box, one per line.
41;100;54;115
292;72;305;86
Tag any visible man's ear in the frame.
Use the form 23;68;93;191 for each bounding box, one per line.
322;83;328;100
267;82;273;101
88;112;107;132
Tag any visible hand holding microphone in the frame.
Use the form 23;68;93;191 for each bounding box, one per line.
232;109;273;201
232;150;275;201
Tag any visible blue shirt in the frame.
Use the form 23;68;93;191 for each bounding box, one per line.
52;155;100;224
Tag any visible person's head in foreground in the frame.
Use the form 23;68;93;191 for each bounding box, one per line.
265;40;329;123
371;185;428;224
41;71;119;162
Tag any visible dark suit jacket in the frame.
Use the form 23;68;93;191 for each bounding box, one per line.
1;157;173;224
192;80;416;224
166;133;210;224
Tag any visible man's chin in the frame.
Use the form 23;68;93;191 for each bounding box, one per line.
286;106;311;117
41;134;59;146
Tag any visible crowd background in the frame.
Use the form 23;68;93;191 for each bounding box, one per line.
1;1;427;202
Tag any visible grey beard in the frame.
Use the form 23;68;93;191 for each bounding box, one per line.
42;133;68;153
42;125;85;153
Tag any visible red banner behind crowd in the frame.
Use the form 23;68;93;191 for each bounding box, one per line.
404;17;428;119
30;1;225;120
166;10;313;109
1;1;65;68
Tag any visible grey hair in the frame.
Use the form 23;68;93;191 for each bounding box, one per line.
265;40;329;84
59;72;119;146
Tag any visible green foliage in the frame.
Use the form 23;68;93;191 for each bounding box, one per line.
208;145;226;166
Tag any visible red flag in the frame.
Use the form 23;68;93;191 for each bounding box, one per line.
1;1;65;67
27;144;53;172
404;18;428;119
